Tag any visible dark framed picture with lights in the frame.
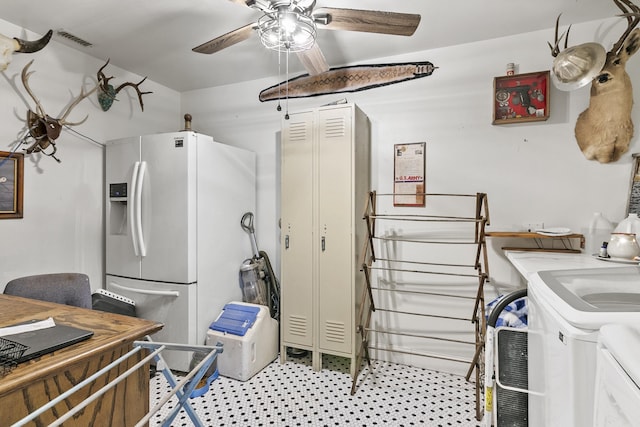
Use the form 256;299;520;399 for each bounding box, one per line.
0;151;24;219
492;70;550;125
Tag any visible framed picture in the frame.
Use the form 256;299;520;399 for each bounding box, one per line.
492;71;550;125
393;142;426;207
0;151;24;219
627;153;640;216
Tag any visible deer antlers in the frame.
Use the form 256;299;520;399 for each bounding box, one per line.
21;59;99;162
97;59;152;112
549;0;640;58
18;59;153;162
548;14;571;57
610;0;640;56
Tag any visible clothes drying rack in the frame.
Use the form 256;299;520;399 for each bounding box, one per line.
353;191;490;421
10;337;223;427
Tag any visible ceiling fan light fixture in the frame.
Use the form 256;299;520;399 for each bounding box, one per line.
258;10;316;52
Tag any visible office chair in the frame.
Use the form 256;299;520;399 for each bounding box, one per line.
3;273;92;309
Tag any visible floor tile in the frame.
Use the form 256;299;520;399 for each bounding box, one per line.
150;354;483;427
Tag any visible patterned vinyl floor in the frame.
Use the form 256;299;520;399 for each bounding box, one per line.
150;354;483;427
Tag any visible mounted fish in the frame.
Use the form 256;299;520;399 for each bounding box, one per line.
259;61;437;102
96;59;152;112
550;0;640;163
0;29;52;72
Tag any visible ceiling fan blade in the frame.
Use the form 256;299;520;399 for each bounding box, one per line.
192;23;257;54
313;8;421;36
296;43;329;75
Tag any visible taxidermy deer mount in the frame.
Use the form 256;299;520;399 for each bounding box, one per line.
97;58;152;112
0;29;52;71
550;0;640;163
20;59;152;162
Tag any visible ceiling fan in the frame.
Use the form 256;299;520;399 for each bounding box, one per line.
192;0;421;76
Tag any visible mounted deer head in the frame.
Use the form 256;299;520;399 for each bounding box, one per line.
96;59;152;112
551;0;640;163
0;30;52;72
20;60;101;162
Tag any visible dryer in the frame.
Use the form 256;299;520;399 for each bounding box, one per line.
593;324;640;426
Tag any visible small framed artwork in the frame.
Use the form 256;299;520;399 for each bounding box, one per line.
492;70;550;125
0;151;24;219
393;142;425;207
627;153;640;216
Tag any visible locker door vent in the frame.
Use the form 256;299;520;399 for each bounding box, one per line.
288;122;308;143
288;315;308;336
324;320;346;343
323;117;346;139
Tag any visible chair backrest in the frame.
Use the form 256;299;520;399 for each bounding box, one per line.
3;273;92;309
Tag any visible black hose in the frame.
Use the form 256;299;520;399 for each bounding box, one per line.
259;250;280;323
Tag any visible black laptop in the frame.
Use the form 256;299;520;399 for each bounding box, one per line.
0;321;94;363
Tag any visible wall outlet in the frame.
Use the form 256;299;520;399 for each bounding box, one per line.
524;222;544;232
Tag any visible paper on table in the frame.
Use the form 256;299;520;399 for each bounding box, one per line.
0;317;56;337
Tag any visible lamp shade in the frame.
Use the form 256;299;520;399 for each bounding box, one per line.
258;10;316;52
551;42;607;91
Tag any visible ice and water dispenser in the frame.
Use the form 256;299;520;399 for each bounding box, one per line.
109;183;128;235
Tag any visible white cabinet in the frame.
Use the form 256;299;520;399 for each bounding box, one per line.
280;103;370;375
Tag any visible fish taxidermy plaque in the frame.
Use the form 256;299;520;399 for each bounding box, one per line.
259;61;437;102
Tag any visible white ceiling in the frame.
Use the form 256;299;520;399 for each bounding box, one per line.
1;0;617;92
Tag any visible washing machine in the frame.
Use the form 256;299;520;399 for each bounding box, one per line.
527;266;640;427
593;324;640;426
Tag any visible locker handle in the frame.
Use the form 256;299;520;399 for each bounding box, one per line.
285;235;290;249
322;236;326;252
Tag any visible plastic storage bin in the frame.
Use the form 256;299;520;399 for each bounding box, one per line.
206;301;278;381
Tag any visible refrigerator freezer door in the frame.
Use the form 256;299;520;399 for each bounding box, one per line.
106;136;143;279
106;275;197;371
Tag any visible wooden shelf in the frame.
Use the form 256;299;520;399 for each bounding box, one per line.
486;231;584;253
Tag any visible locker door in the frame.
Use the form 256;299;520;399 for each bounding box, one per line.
317;107;354;353
281;112;315;347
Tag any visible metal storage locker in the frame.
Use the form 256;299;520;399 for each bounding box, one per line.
280;103;371;376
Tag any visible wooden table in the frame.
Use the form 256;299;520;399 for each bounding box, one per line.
0;294;163;427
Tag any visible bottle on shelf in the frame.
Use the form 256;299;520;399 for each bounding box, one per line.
586;212;614;255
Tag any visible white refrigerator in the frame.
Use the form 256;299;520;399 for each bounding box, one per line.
105;131;255;371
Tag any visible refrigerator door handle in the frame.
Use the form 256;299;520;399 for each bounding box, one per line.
135;161;147;257
130;161;141;256
109;282;180;297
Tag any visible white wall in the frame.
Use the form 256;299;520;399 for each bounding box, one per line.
182;17;638;374
0;19;181;291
